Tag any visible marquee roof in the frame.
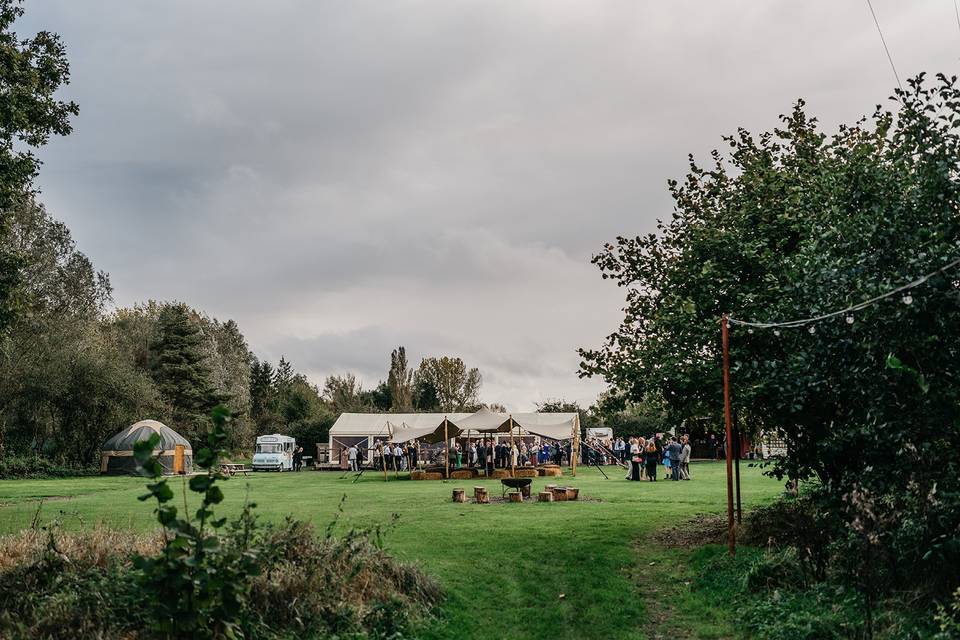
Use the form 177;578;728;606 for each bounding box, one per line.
329;410;579;444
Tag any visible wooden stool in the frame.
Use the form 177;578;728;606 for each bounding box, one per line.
474;487;489;503
508;492;523;503
452;488;466;503
538;491;554;502
552;486;568;502
566;487;579;501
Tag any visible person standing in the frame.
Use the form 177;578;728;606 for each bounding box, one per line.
666;436;682;481
348;444;358;472
627;438;641;481
679;435;692;480
384;442;393;471
645;440;659;481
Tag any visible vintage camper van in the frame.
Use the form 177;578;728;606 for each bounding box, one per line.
252;434;296;471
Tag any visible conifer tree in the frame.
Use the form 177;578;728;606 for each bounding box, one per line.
150;303;219;438
249;358;276;424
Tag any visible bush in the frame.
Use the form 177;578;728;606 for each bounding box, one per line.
744;547;811;593
0;454;97;479
740;495;834;577
0;520;441;639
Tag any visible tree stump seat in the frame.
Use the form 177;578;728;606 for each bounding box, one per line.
538;491;554;502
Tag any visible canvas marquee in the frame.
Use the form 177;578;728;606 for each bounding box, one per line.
328;409;579;448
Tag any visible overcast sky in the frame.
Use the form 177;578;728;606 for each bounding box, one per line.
20;1;959;410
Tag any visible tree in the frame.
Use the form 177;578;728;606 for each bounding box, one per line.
414;357;482;412
580;74;960;597
273;356;294;391
412;376;439;411
249;358;276;425
322;373;370;413
387;346;414;410
365;381;392;411
150;304;221;441
0;0;80;335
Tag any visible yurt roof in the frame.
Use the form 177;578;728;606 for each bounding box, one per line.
102;420;192;453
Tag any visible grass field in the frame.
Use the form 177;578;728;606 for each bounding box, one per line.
0;461;783;640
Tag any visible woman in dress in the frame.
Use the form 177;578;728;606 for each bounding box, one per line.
645;440;659;481
627;437;641;481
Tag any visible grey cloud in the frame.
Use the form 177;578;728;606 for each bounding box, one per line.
20;0;958;409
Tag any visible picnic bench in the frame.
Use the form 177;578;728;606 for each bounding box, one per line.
219;463;249;476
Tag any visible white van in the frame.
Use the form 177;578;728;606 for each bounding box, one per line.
252;434;296;471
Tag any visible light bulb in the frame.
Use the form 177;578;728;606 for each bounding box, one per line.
902;295;913;305
846;316;854;324
773;330;781;337
808;325;816;334
748;328;754;334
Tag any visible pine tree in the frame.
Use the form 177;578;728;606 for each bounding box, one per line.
249;358;275;424
150;303;219;438
273;356;293;391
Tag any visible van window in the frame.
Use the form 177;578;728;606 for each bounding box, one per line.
256;444;280;454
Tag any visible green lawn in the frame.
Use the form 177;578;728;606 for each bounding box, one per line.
0;462;782;639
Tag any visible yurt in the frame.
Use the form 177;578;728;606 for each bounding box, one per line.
100;420;193;475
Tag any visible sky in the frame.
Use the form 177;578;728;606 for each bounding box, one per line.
19;1;960;411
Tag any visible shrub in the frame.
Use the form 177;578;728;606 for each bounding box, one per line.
744;547;811;593
0;454;97;479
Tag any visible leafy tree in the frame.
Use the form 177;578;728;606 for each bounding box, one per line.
0;0;79;335
414;356;482;412
365;380;392;411
387;346;414;410
322;372;370;413
580;73;960;597
412;376;439;411
150;304;221;442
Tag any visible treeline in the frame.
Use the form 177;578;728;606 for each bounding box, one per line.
0;197;509;467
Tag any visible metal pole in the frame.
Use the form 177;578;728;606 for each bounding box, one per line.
509;416;515;477
734;415;742;524
572;414;580;477
443;417;449;479
721;314;737;556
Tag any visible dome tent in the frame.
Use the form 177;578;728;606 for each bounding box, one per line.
100;420;193;475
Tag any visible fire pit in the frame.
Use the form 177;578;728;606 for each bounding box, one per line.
500;477;532;498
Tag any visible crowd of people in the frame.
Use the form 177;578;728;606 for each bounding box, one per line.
614;434;692;481
340;433;693;482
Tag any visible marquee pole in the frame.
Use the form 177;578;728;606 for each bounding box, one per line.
509;415;515;477
721;314;736;556
572;414;580;477
443;417;450;479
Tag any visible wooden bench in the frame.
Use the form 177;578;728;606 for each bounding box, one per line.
219;463;249;477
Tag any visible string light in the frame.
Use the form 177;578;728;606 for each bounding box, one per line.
728;255;960;330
